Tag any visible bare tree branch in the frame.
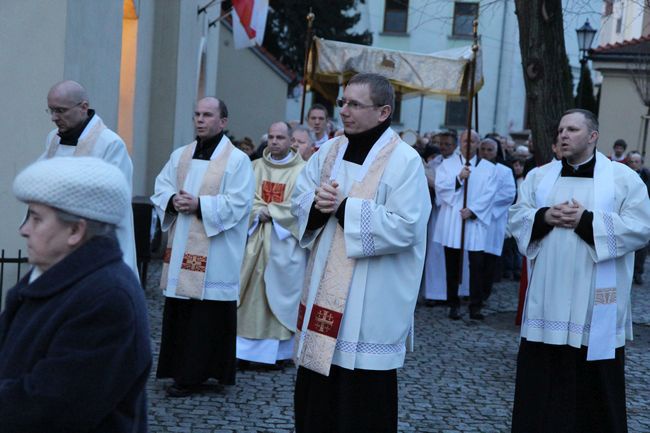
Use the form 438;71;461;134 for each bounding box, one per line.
628;50;650;107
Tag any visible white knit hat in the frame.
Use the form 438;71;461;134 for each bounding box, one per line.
13;157;130;225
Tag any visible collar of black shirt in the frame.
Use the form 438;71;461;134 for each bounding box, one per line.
58;109;95;146
342;118;391;165
193;131;224;160
561;152;596;178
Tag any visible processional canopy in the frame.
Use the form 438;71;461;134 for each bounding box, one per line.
306;38;483;103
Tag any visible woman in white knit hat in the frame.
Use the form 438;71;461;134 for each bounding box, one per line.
0;156;151;433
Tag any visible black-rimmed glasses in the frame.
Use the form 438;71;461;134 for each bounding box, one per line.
336;98;382;110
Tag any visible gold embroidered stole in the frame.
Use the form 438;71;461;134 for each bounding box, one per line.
295;133;400;376
46;117;106;158
160;139;234;299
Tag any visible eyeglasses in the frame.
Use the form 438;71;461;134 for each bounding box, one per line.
45;101;83;115
336;98;382;110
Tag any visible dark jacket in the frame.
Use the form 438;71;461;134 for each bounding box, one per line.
0;236;152;433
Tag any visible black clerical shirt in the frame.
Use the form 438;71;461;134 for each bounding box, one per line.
306;119;392;230
530;156;595;245
165;131;225;219
192;131;224;160
58;110;95;145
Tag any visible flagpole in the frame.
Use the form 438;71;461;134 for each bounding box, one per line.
459;19;479;281
208;8;232;28
299;10;315;125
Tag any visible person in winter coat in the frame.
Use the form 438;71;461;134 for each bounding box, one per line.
0;156;152;433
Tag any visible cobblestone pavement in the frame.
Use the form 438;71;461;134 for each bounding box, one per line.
144;261;650;432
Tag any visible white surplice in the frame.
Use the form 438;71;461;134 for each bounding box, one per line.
434;154;497;251
485;162;517;255
42;114;138;276
291;128;430;371
508;155;650;349
151;137;254;301
421;155;469;300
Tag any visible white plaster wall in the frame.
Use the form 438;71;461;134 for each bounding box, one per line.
145;2;181;188
172;1;204;149
217;25;290;145
131;0;155;196
622;1;644;40
145;1;224;194
595;68;648;156
63;0;123;130
0;1;67;276
0;1;65;302
203;7;222;98
599;0;647;46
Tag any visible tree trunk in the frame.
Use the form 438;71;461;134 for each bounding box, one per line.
515;0;574;165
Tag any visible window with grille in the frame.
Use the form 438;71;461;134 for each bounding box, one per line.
383;0;408;33
452;2;479;37
445;98;468;128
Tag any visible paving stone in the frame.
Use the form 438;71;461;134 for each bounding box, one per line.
144;260;650;432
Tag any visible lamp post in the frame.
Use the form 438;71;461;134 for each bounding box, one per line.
576;19;597;65
575;19;597;110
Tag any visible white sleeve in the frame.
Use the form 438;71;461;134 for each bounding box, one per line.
592;171;650;262
150;157;178;232
291;150;323;249
507;172;542;258
343;156;431;258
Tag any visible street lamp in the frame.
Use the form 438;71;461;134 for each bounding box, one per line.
575;19;598;111
576;19;597;64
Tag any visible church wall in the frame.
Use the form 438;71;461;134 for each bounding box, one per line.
63;0;123;130
130;0;155;196
594;66;648;158
143;1;223;196
216;24;289;146
0;1;69;304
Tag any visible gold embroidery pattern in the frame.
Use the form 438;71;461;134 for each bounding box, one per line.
181;253;208;273
594;287;617;305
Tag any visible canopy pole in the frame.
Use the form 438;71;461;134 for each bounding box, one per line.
417;95;424;133
459;19;479;282
474;92;479;134
299;10;315;125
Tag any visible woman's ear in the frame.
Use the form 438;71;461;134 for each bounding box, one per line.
67;219;88;247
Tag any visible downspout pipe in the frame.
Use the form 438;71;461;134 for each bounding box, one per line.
492;0;508;133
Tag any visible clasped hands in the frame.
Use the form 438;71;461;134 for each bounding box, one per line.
544;199;586;229
314;181;343;214
173;190;199;215
258;206;271;223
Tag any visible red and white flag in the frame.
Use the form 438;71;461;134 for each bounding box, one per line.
232;0;269;49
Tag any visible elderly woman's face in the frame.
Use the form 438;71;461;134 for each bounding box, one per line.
20;203;75;272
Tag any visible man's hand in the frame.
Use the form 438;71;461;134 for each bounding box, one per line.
543;204;565;227
173;190;199;215
458;166;471;181
460;207;475;220
544;200;586;228
558;199;585;229
314;181;342;214
258;206;271;222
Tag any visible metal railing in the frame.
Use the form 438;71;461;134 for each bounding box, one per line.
0;249;29;306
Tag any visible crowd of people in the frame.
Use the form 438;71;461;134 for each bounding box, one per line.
2;76;650;433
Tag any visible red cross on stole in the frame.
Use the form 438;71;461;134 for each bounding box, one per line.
262;180;286;203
